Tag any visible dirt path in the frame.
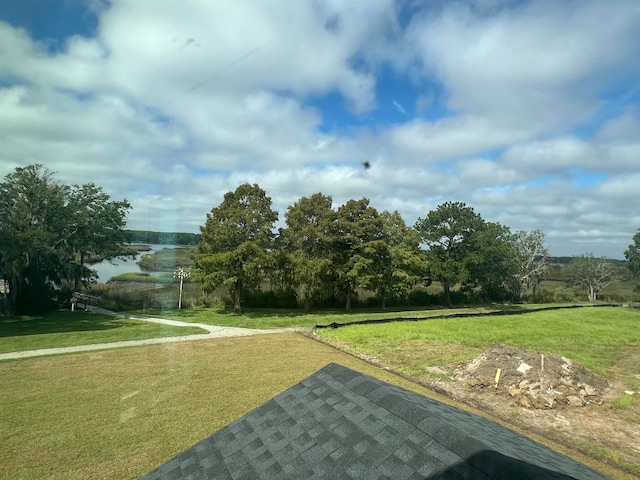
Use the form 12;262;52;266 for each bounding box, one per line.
0;307;286;361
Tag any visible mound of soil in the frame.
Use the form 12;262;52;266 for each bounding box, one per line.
451;343;611;409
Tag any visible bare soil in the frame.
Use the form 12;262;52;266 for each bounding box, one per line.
426;344;640;477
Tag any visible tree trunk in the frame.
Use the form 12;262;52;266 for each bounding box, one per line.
233;281;242;314
303;295;310;312
588;286;596;302
381;297;386;310
345;284;352;313
74;251;85;291
443;282;451;308
8;271;21;315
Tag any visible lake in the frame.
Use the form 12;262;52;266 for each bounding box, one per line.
87;244;178;282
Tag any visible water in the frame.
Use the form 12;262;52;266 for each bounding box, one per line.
87;244;178;282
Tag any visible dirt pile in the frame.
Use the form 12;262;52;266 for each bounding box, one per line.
452;344;611;409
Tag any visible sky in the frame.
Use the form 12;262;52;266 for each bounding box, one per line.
1;0;639;258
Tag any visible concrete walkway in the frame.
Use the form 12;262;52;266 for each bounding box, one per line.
0;307;286;361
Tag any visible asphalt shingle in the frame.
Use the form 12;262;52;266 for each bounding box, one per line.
141;363;611;480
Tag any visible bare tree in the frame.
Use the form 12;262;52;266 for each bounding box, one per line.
508;229;549;302
564;254;615;302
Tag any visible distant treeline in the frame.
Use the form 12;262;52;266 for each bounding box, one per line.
551;256;626;266
125;230;201;245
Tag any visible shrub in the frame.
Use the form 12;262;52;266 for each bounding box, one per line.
532;288;554;304
553;286;576;303
407;288;440;306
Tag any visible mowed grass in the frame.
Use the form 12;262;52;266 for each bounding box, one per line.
0;333;621;480
317;306;640;377
141;303;572;330
0;310;207;354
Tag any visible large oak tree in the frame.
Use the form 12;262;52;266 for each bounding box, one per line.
281;193;334;311
193;183;277;313
331;199;388;312
415;202;485;308
377;210;427;309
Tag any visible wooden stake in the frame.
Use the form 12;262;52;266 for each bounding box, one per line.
541;354;545;372
495;368;502;388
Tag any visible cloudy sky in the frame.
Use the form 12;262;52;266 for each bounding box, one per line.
1;0;639;258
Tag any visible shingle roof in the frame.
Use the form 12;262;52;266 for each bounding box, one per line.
141;363;610;479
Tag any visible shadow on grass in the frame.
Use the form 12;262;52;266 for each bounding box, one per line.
0;310;127;337
314;303;623;329
232;303;547;320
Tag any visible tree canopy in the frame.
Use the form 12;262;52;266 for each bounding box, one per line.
625;229;640;288
415;202;485;308
281;193;334;311
508;229;549;302
564;254;615;302
193;183;278;313
0;165;131;314
331;198;389;312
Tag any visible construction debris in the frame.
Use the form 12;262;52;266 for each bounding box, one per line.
449;343;610;409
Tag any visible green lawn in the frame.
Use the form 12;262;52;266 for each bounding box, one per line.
317;306;640;377
0;310;207;354
140;303;577;329
0;333;623;480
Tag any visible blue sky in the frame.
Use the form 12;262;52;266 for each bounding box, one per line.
1;0;639;257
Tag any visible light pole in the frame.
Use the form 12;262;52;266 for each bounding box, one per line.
173;266;191;309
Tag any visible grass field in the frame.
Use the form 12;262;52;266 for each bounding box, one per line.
2;305;638;478
0;311;207;354
0;333;625;480
316;306;640;376
140;303;576;330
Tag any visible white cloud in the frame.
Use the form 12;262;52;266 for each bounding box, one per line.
1;0;639;259
403;0;640;132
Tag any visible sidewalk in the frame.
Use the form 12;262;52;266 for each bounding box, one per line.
0;307;284;361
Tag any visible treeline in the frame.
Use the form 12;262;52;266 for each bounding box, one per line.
192;184;552;313
193;184;640;312
125;230;201;245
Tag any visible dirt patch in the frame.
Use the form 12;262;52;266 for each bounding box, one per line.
425;344;640;477
450;343;610;409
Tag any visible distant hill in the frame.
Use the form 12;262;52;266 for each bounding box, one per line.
125;230;201;246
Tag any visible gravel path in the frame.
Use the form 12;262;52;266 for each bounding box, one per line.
0;307;286;361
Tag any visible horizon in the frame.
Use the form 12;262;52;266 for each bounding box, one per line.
1;0;639;259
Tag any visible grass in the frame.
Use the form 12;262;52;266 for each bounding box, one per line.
110;272;176;284
609;394;637;409
137;247;194;272
140;303;576;330
0;310;207;354
0;333;623;480
316;306;640;376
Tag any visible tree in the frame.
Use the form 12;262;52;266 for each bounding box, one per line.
415;202;484;308
564;254;615;302
625;229;640;288
377;211;427;309
281;193;334;311
507;229;549;302
467;222;517;302
331;199;388;312
0;165;131;314
193;183;277;313
65;183;132;290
